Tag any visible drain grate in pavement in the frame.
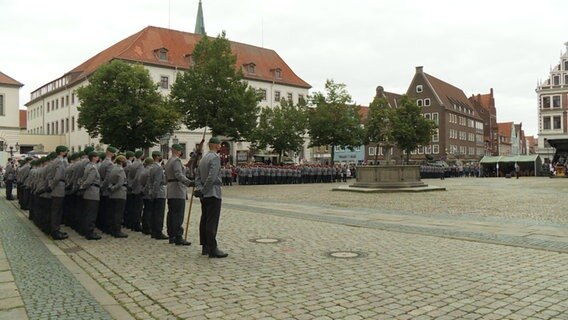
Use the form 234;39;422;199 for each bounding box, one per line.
62;246;83;253
325;251;367;259
250;238;282;244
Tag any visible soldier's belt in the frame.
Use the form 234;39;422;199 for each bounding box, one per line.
167;179;178;182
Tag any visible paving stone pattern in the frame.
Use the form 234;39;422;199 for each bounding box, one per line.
0;201;112;320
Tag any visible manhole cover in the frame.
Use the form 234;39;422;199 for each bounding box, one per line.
326;251;366;259
250;238;282;244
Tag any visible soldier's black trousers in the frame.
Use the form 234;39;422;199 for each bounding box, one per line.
151;198;166;236
81;199;99;236
166;199;185;239
109;198;126;236
142;198;153;233
5;180;14;200
50;197;65;234
199;197;222;251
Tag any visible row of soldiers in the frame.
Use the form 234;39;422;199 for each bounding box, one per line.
235;164;355;185
15;144;193;245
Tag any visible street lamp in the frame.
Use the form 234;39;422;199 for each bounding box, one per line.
8;143;19;157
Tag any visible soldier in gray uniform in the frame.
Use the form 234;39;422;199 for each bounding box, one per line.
194;137;228;258
127;150;144;232
140;157;154;235
17;158;32;210
37;153;56;235
149;151;168;239
98;146;117;233
123;150;135;230
78;151;102;240
165;144;192;246
4;158;15;200
107;155;128;238
47;146;69;240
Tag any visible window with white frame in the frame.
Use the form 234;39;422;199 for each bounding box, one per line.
543;116;551;130
160;76;169;89
424;113;431;120
418;146;424;154
298;94;305;103
416;99;423;107
432;129;439;142
287;92;293;102
274;91;281;102
469;147;475;156
424;98;431;106
259;89;267;101
542;96;551;109
432;112;439;125
416;85;423;93
424;145;432;154
553;95;561;108
554;115;562;129
433;145;439;154
368;147;376;156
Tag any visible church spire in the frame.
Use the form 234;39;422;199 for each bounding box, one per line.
195;0;206;35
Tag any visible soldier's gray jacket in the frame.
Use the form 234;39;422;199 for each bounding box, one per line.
139;166;151;200
38;165;52;199
72;158;89;193
149;163;166;199
195;151;222;199
129;159;144;194
108;165;127;200
48;156;68;198
64;161;76;195
24;166;35;189
79;162;101;201
99;158;114;196
5;163;15;181
165;155;192;199
17;163;31;186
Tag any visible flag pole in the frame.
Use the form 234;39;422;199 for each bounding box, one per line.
184;128;207;240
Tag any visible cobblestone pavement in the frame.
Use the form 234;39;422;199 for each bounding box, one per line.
3;177;568;319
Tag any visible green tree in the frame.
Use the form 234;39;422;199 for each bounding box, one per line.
254;99;308;163
392;95;437;164
76;60;180;151
364;95;397;164
308;79;364;164
169;32;260;140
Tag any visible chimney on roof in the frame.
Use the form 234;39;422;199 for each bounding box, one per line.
195;0;206;35
416;66;423;74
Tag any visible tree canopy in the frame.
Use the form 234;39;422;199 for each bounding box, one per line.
169;32;260;140
76;60;180;151
364;95;397;163
392;95;437;163
308;79;363;164
253;99;308;163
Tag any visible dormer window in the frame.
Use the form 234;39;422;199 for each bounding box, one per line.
184;53;195;66
271;68;282;79
154;48;169;61
244;63;256;74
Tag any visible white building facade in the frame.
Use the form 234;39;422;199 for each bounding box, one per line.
536;42;568;161
0;71;23;163
25;26;312;163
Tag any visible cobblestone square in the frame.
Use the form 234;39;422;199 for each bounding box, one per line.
2;177;568;319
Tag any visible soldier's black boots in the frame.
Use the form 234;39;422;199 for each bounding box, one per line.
51;230;68;240
209;248;228;258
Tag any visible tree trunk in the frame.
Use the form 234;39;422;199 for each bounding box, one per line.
330;144;335;165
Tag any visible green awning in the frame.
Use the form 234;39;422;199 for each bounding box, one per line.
479;155;541;164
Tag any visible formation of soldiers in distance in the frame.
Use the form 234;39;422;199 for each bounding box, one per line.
230;163;357;185
11;145;191;244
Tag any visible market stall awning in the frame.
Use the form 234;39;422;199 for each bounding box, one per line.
479;155;541;164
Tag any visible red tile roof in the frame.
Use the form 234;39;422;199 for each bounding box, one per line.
0;71;23;87
423;73;477;115
358;105;369;122
61;26;310;92
19;110;26;129
498;122;513;141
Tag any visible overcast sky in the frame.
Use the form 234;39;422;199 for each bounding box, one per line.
2;0;568;136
